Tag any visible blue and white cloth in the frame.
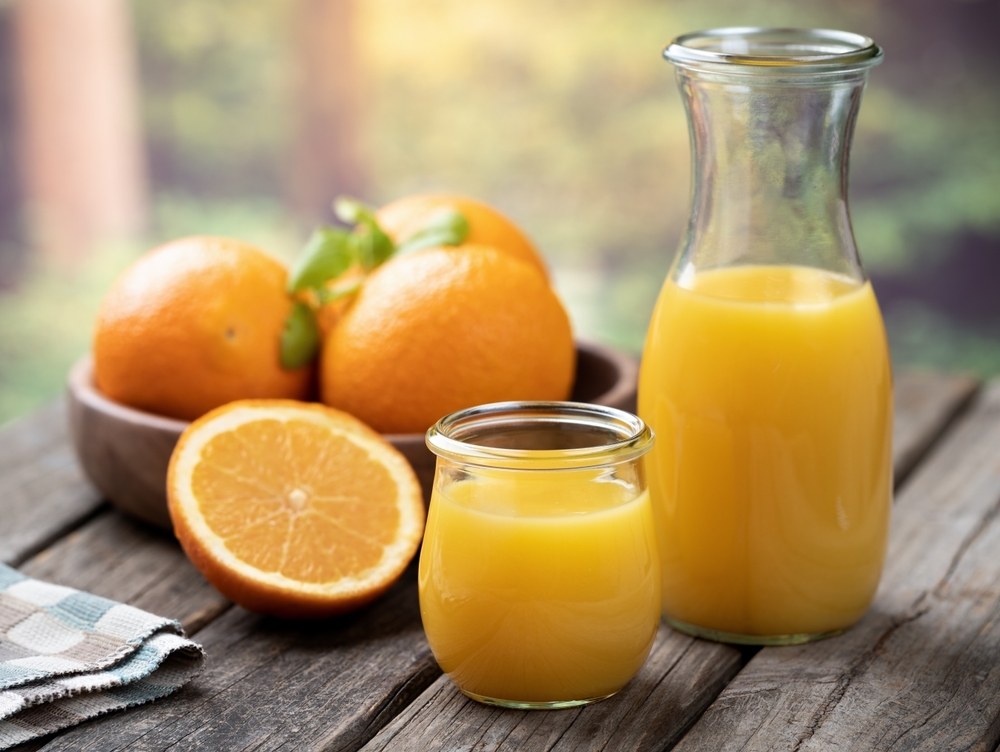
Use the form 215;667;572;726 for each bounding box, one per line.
0;564;204;748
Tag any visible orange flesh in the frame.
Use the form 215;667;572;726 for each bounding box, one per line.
191;419;400;584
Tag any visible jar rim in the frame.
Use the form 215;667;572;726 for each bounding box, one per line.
425;401;654;470
664;27;883;71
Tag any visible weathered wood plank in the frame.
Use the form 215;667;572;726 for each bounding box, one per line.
0;400;105;566
32;565;441;752
17;508;229;634
892;371;978;485
354;371;981;752
671;381;1000;752
362;626;743;752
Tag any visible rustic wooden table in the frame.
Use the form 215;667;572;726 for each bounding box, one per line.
3;370;998;751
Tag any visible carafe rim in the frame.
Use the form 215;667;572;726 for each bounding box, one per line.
664;27;883;72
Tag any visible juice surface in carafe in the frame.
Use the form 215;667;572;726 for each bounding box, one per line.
638;264;893;639
418;471;661;703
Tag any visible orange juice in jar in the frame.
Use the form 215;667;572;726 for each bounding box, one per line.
640;29;892;645
419;402;659;708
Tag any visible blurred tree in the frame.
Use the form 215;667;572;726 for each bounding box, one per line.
287;0;367;221
130;0;294;204
10;0;147;260
0;10;25;289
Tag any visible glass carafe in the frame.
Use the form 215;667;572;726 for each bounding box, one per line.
638;28;893;645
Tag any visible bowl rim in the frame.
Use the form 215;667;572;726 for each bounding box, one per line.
68;356;190;434
67;339;638;439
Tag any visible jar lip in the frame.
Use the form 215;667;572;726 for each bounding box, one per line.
425;401;654;470
664;27;883;70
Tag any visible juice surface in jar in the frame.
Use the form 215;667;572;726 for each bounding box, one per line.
638;264;893;641
418;470;661;704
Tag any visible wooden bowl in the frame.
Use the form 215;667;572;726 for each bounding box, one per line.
67;341;639;530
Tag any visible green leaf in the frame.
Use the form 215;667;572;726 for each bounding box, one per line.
349;222;395;271
334;195;397;271
333;196;377;225
316;276;363;304
396;207;469;255
280;302;320;370
287;227;353;293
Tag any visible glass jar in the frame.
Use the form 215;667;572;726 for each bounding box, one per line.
639;29;893;645
419;401;659;709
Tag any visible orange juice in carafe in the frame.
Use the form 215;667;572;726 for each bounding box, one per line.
641;29;891;644
639;264;892;640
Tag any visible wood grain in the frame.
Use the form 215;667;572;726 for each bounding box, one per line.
891;371;978;486
32;566;441;752
362;626;743;752
17;508;229;634
671;381;1000;752
0;400;104;566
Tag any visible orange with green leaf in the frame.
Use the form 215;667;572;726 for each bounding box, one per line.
280;194;574;434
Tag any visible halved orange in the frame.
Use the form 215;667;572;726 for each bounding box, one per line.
166;400;425;619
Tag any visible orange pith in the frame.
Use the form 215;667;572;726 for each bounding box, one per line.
168;400;425;619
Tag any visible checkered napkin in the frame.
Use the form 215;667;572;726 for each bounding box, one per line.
0;564;204;749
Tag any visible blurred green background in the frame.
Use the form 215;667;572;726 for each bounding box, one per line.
0;0;998;425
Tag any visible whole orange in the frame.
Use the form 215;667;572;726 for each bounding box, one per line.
375;194;548;279
320;245;574;434
94;236;311;421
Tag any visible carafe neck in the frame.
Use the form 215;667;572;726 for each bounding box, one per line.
665;29;882;283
